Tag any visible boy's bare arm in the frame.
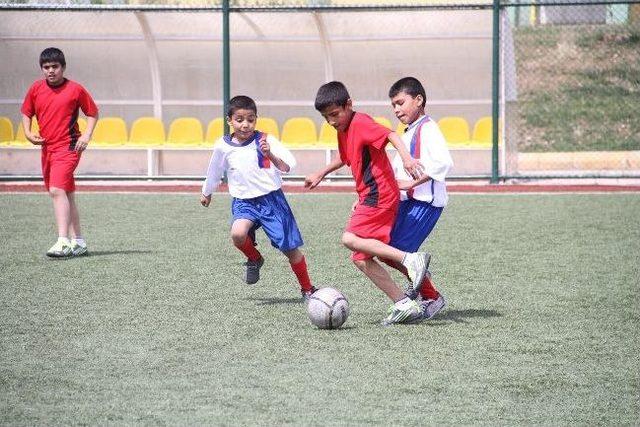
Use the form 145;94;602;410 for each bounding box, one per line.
305;157;345;189
259;138;291;172
22;114;44;145
387;132;424;179
76;114;98;151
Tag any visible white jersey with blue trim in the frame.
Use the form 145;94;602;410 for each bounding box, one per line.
201;132;296;199
392;114;453;207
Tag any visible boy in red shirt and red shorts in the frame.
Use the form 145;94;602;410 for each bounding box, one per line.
21;47;99;258
305;81;431;326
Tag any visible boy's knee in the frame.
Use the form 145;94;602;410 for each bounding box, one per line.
341;232;356;249
48;187;65;197
230;231;247;246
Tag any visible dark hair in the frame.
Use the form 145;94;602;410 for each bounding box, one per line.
227;95;257;117
314;81;350;111
39;47;66;68
389;77;426;107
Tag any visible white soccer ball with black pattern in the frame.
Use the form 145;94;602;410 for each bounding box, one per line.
307;287;349;329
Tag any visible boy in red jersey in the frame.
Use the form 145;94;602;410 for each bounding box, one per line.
21;47;99;258
305;81;431;326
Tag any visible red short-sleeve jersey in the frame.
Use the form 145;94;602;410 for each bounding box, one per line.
338;112;399;208
21;79;98;151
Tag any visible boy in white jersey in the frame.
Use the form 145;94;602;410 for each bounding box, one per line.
200;95;316;300
384;77;454;321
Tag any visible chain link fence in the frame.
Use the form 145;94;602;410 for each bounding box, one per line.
0;0;638;179
503;1;640;178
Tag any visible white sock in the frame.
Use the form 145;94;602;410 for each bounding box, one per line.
394;297;412;309
58;236;71;245
72;237;86;247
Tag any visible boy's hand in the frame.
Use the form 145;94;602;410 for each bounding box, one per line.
75;134;90;152
200;194;211;207
304;172;323;189
26;133;45;145
403;157;425;180
259;138;270;156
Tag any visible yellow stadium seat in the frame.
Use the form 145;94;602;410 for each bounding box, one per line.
12;117;39;147
470;116;501;148
0;117;14;144
91;117;127;147
374;116;392;130
129;117;165;146
317;122;337;148
280;117;317;147
167;117;204;146
438;116;471;147
204;118;225;147
256;117;280;140
395;122;407;135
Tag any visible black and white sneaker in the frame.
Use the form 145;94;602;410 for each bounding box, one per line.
244;257;264;285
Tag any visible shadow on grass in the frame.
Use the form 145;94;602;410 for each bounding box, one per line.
246;297;303;305
366;308;502;326
86;250;154;257
429;308;503;325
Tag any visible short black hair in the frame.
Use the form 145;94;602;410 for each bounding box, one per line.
389;77;426;107
227;95;257;117
39;47;66;68
314;81;350;111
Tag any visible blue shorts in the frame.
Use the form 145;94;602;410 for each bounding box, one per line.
231;189;303;252
389;199;443;252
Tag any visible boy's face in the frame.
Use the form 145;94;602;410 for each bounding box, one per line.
320;100;353;133
41;61;65;86
390;91;424;125
227;108;257;141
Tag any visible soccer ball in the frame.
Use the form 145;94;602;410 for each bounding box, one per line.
307;287;350;329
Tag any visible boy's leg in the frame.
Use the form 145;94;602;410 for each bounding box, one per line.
68;191;82;239
67;191;88;256
46;186;72;257
231;219;263;284
343;231;430;292
352;257;422;325
352;257;404;302
49;186;71;239
283;248;316;299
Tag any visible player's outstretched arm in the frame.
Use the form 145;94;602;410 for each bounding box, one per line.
305;157;344;189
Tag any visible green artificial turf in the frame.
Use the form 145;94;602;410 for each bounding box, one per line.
1;193;638;425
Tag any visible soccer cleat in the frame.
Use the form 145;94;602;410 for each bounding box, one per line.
46;239;72;258
420;294;447;320
404;270;432;300
301;286;318;303
244;257;264;285
71;241;88;257
401;252;431;295
381;299;423;326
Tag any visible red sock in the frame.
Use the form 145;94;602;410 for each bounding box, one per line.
235;237;261;262
290;256;313;292
420;276;440;300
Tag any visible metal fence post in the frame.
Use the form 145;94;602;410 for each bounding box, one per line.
222;0;230;136
491;0;501;183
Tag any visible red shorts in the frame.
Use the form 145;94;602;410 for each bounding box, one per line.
41;149;81;192
346;203;398;261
